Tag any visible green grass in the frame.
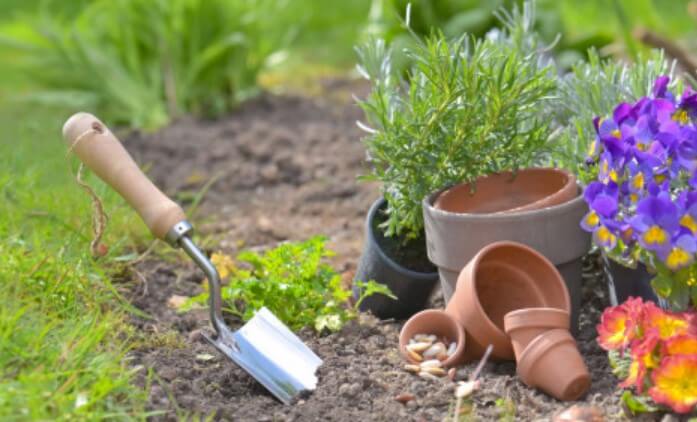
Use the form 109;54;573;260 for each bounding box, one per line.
0;100;152;419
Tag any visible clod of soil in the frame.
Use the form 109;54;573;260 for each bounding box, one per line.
122;82;623;420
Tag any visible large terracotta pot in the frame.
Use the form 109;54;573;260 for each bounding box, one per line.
423;168;589;333
433;168;577;214
446;241;571;361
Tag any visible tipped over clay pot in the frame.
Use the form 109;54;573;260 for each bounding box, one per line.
399;309;466;367
433;168;577;214
504;308;570;360
517;329;591;401
446;241;571;361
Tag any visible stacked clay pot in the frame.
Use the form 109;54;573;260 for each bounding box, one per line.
504;308;590;401
399;241;591;401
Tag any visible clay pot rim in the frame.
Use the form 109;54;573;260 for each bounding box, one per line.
516;328;574;383
433;168;576;215
399;309;466;367
423;184;585;222
366;197;438;279
504;307;570;334
463;241;572;341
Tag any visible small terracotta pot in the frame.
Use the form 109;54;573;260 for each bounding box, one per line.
446;241;571;361
517;329;590;401
398;309;466;367
504;308;570;360
434;168;577;214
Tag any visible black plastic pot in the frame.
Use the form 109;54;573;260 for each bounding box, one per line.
353;198;439;319
601;255;659;306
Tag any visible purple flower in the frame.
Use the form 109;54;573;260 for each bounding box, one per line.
581;182;619;248
583;75;697;278
658;233;697;270
653;75;670;98
629;193;679;252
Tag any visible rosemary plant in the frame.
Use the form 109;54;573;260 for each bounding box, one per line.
551;49;677;181
355;4;556;240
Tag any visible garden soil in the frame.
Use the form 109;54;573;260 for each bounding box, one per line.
121;81;630;421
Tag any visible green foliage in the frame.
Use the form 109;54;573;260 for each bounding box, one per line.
0;103;148;419
494;396;516;422
186;237;394;333
552;48;677;181
0;0;296;130
372;0;696;69
621;390;659;416
355;4;556;239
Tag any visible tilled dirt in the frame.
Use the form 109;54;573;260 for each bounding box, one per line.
122;82;627;421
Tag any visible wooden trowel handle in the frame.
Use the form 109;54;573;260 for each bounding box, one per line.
62;112;186;240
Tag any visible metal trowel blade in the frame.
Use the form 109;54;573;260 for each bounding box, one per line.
204;307;322;405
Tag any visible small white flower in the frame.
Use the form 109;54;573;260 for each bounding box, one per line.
75;392;88;409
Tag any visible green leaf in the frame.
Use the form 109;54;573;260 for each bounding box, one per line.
620;390;658;416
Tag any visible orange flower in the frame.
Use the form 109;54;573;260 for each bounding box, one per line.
597;297;643;350
665;335;697;356
649;355;697;414
643;302;690;340
620;330;661;393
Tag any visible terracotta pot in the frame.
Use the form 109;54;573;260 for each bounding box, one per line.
353;198;439;319
434;168;577;214
504;308;570;360
446;241;571;361
423;172;589;333
517;329;591;401
398;309;466;367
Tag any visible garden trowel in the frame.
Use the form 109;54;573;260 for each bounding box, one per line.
62;112;322;405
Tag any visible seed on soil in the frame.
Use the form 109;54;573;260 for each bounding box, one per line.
418;371;440;381
406;342;432;353
404;364;421;373
553;405;604;422
455;380;480;398
394;393;415;404
422;342;446;359
422;366;446;376
407;349;423;362
420;359;442;369
447;342;457;357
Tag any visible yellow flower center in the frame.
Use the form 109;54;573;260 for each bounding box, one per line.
681;214;697;234
655;174;667;184
637;142;648;151
612;129;621;138
609;170;620;183
644;225;668;246
673;109;690;124
585;212;600;228
630;193;639;203
666;248;693;270
632;173;644;190
597;226;616;245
